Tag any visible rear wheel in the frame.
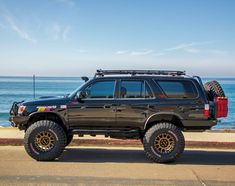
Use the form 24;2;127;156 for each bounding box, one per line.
24;120;67;161
204;81;225;101
143;122;185;163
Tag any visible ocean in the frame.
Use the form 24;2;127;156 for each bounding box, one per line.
0;76;234;129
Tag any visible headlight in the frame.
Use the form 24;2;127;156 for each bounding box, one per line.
18;106;26;114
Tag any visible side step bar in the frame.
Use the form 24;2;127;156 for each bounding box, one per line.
71;129;141;138
72;129;139;135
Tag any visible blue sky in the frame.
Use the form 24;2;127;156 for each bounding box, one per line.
0;0;234;76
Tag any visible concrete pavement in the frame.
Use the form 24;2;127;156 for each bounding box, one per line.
1;146;235;185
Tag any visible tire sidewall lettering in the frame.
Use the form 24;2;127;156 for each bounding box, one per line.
49;129;59;141
30;143;39;155
168;130;178;142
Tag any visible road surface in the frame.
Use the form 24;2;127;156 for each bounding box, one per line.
0;146;235;185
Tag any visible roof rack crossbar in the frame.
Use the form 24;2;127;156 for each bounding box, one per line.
96;69;186;76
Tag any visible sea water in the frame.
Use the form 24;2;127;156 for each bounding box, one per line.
0;76;234;129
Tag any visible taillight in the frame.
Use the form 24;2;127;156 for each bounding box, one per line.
204;104;210;117
214;97;228;118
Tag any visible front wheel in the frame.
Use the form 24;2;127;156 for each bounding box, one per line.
143;122;185;163
24;120;67;161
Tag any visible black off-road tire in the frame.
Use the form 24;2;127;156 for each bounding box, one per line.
66;134;73;146
204;81;225;101
24;120;67;161
143;122;185;163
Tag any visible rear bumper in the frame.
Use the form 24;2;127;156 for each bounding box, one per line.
182;119;217;129
9;115;28;130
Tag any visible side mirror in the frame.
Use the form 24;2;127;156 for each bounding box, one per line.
76;91;87;100
81;76;89;82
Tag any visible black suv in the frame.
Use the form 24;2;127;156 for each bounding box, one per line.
9;70;228;163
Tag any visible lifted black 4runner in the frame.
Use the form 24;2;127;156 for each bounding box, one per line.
9;70;228;163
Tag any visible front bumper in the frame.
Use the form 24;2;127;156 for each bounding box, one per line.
9;115;28;130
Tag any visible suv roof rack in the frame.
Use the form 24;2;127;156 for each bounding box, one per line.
95;69;186;77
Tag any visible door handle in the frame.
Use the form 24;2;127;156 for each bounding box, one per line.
103;104;112;109
148;105;155;109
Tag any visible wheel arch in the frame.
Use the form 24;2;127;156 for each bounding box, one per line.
27;112;68;132
144;112;184;131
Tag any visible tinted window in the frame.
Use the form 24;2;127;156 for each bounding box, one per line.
120;80;153;98
84;81;115;98
156;80;197;98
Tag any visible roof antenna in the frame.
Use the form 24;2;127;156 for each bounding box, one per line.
33;75;36;99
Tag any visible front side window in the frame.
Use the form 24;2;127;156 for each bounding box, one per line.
155;80;197;98
84;80;115;99
119;80;154;98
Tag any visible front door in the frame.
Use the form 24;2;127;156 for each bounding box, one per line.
68;80;117;128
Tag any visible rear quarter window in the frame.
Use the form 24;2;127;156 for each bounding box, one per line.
154;80;198;99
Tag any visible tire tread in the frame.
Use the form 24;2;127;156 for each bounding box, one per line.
24;120;67;161
143;122;185;163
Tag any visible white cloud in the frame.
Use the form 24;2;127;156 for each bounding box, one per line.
4;15;37;43
62;25;70;41
50;23;71;41
114;41;221;58
130;49;153;56
208;49;228;55
154;52;167;56
163;43;196;52
183;47;200;53
114;49;153;56
115;50;129;55
51;23;61;40
158;41;216;55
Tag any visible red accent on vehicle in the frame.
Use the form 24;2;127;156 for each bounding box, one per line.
214;97;228;118
204;104;210;117
44;107;51;112
70;102;79;104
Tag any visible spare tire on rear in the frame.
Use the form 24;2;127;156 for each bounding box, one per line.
204;81;225;101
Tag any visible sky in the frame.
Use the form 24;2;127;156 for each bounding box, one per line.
0;0;234;77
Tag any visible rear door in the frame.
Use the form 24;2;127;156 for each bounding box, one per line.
154;79;205;120
115;79;155;128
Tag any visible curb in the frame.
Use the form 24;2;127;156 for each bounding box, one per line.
1;138;235;149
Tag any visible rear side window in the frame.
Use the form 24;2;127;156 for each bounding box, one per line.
155;80;197;98
119;80;154;99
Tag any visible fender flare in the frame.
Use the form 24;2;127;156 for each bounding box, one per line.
144;112;183;130
28;111;68;129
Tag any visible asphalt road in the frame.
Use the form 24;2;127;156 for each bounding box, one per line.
1;146;235;186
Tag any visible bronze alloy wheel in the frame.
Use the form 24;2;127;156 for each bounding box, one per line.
154;132;175;154
34;131;55;152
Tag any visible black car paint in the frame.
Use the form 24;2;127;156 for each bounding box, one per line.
9;76;217;137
